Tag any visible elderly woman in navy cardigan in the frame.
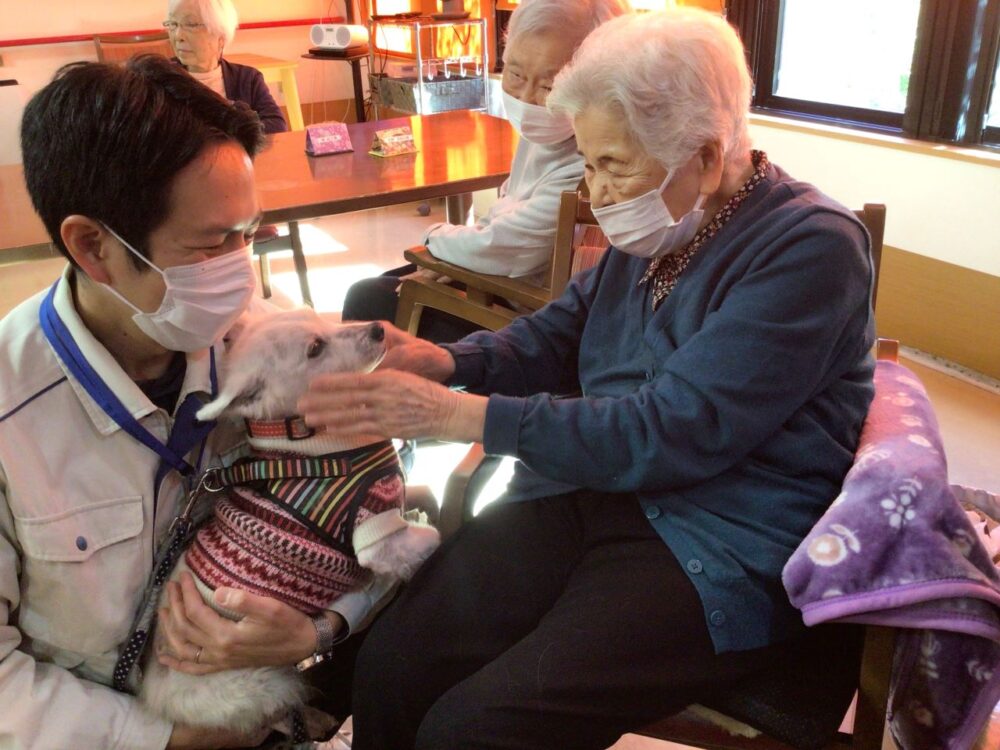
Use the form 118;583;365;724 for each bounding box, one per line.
165;0;287;134
298;8;876;749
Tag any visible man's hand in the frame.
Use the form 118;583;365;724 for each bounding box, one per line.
157;572;343;674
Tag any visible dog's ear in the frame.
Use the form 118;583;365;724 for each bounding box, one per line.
196;373;264;422
222;311;257;351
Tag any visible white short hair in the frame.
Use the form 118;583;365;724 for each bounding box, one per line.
548;8;752;171
503;0;634;63
167;0;239;47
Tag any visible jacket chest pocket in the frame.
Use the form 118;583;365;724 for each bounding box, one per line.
15;497;149;654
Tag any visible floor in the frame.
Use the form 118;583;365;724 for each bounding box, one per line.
4;200;999;750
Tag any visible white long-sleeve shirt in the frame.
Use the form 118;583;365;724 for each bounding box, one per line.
0;269;387;749
422;135;584;280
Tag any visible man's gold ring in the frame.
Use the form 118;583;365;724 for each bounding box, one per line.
194;646;203;664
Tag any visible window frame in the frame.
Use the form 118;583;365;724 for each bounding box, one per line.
727;0;1000;150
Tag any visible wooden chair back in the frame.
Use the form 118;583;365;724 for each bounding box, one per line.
93;33;174;64
395;185;605;334
853;204;886;311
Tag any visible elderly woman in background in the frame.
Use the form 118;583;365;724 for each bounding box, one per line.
341;0;632;343
301;8;876;749
165;0;287;134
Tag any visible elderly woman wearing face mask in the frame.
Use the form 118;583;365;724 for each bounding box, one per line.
165;0;287;134
301;8;876;749
341;0;633;344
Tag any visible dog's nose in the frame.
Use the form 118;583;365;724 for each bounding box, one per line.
369;322;385;342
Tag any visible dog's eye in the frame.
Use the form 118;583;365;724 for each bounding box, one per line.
306;338;327;359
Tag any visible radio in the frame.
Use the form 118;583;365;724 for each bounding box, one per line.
309;24;369;50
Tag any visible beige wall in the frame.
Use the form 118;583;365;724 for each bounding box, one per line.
750;116;1000;378
748;116;1000;278
0;0;361;161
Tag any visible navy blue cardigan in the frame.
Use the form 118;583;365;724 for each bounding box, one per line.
174;57;287;134
445;163;876;654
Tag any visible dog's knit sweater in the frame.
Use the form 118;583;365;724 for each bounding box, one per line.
185;440;404;614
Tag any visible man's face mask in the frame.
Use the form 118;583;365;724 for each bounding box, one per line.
100;225;256;352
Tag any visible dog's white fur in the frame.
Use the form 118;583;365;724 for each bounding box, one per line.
139;308;440;735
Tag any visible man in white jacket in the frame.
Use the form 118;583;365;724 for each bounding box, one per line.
0;55;375;750
342;0;633;343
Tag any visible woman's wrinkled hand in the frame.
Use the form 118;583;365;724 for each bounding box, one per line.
298;368;487;444
376;322;457;382
156;572;333;675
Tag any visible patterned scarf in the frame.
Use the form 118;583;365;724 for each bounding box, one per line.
640;150;769;310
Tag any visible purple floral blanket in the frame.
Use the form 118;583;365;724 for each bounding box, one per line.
783;360;1000;750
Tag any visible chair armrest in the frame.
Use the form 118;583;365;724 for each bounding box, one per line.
403;247;552;310
875;338;898;362
438;444;503;540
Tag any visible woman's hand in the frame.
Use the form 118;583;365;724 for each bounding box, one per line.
377;322;457;382
156;572;341;674
298;369;487;444
167;722;271;749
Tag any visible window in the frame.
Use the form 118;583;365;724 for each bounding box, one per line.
984;51;1000;144
729;0;1000;149
774;0;919;115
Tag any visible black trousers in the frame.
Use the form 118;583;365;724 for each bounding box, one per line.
339;491;798;750
341;264;484;344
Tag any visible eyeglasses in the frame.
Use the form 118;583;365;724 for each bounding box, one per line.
162;20;207;33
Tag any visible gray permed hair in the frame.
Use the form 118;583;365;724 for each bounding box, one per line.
503;0;634;64
547;8;752;172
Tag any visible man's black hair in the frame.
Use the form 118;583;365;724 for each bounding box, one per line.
21;54;266;269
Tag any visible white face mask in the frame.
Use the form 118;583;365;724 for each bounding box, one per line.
502;90;575;145
101;225;256;352
593;170;708;259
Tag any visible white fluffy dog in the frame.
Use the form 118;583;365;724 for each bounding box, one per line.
138;308;440;736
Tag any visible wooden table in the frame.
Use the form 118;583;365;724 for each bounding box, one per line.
256;109;516;225
1;109;516;271
228;53;304;131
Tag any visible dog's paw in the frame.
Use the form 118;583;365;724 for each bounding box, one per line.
356;522;440;579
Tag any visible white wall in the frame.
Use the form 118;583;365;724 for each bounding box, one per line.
749;117;1000;277
0;0;364;163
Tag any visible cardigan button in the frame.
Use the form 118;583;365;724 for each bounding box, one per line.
709;609;727;627
75;536;88;551
644;505;662;520
686;559;704;574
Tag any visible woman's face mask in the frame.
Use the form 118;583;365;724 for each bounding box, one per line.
101;225;256;352
592;169;707;259
502;90;575;145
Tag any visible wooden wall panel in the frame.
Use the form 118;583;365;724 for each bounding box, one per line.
876;247;1000;380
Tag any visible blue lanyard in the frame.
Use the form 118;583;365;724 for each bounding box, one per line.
39;280;218;479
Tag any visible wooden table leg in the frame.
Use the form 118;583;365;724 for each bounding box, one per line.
281;68;305;131
351;60;366;123
288;221;314;307
445;193;472;225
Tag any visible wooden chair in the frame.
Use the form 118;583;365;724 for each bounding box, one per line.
93;33;174;64
253;222;314;308
395;184;606;334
